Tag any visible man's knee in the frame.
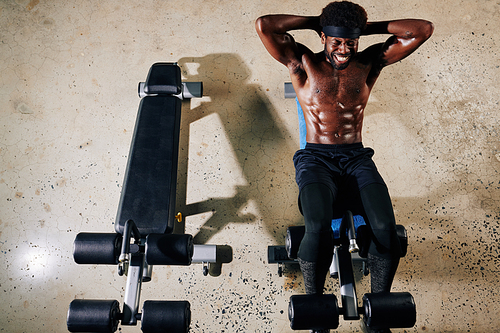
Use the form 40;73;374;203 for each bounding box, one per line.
299;183;335;232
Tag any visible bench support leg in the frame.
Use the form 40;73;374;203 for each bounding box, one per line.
337;245;359;320
122;252;145;325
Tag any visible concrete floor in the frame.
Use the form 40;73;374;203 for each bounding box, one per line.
1;0;499;332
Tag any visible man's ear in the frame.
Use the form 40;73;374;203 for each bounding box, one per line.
321;32;326;45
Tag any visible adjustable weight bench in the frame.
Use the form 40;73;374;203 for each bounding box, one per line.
285;213;413;331
67;63;215;333
267;83;416;331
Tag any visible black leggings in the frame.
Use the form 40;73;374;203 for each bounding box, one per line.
297;183;335;263
360;183;402;259
297;182;402;262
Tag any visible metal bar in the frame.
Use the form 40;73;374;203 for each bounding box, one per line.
122;252;145;325
181;82;203;99
284;82;296;98
337;245;359;320
191;244;217;263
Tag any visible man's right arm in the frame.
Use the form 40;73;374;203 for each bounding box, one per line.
255;15;320;69
362;19;434;69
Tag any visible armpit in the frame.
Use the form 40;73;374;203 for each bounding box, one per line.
288;61;306;77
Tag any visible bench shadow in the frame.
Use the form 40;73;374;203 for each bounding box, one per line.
174;54;302;273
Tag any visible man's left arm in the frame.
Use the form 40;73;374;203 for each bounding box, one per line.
363;19;434;68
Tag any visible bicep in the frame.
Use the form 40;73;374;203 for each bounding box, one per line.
367;19;433;68
375;33;430;68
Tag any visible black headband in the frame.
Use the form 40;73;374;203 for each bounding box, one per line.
322;26;361;39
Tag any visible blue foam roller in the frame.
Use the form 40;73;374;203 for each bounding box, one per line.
296;98;307;149
331;215;366;239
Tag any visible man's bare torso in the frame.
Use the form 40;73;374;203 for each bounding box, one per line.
292;51;379;145
255;14;433;145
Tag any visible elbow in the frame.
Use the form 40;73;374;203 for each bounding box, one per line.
255;16;266;33
255;16;271;34
255;16;264;33
422;20;434;40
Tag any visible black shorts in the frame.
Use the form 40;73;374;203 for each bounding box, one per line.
293;142;386;200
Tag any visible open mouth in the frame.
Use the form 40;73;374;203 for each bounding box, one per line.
334;54;351;63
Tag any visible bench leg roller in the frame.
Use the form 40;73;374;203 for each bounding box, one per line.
67;299;120;333
145;234;193;265
141;300;191;333
362;292;416;329
289;294;339;331
286;226;305;259
73;233;122;265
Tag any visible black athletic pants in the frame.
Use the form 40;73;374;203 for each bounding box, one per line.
297;182;402;293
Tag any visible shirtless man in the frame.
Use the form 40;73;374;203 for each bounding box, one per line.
256;2;432;332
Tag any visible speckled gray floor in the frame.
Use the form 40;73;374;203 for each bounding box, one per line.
1;1;499;332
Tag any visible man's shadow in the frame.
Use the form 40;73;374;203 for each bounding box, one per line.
175;54;302;248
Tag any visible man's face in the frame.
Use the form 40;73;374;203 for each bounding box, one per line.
322;34;359;70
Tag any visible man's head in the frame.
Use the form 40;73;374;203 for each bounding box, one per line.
320;1;367;70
